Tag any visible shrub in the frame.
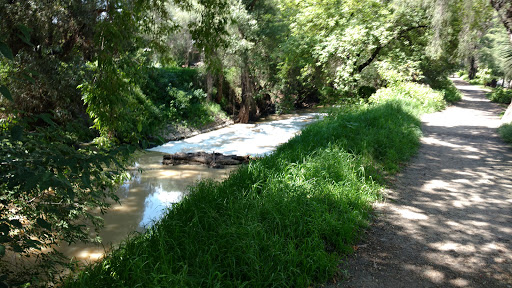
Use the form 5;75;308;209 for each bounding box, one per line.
357;86;377;99
455;70;466;77
142;67;201;106
427;78;462;104
488;87;512;104
442;84;463;103
475;68;494;86
498;123;512;143
369;82;446;115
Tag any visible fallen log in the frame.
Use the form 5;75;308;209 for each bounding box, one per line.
163;152;250;168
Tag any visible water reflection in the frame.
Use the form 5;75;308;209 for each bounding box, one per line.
140;187;182;228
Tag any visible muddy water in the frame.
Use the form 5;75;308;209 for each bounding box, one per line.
60;153;236;262
61;112;323;262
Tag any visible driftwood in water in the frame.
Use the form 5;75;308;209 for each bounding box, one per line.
163;152;250;168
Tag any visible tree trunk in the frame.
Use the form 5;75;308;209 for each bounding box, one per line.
163;152;250;168
206;70;214;102
216;73;224;104
468;56;477;80
238;54;257;123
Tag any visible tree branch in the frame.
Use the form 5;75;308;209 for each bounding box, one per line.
357;25;428;73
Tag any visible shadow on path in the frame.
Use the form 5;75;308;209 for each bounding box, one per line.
332;79;512;288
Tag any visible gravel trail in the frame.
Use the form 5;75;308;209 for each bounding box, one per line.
331;79;512;288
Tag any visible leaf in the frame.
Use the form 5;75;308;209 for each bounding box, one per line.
82;172;91;188
137;121;142;132
27;69;41;76
10;125;23;141
0;41;13;60
22;73;36;84
16;24;34;47
0;85;13;101
36;218;52;231
39;113;56;126
17;24;31;40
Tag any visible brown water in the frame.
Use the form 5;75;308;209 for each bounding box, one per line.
59;151;236;262
59;111;324;263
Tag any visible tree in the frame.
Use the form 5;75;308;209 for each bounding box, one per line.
490;0;512;46
489;0;512;122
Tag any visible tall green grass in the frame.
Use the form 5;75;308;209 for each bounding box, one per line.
64;83;440;288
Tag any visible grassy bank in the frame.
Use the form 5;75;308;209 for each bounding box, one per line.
64;82;445;288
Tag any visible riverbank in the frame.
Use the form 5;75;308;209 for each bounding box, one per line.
63;81;450;287
157;115;234;142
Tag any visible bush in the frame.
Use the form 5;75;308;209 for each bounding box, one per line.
426;78;462;104
442;84;463;103
369;82;446;115
488;87;512;104
455;70;466;77
142;67;201;106
141;66;227;129
475;68;494;86
468;78;483;85
357;86;377;99
498;123;512;143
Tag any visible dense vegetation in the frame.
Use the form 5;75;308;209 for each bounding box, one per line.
1;0;512;286
64;82;445;288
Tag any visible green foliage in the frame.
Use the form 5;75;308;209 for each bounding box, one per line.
488;87;512;104
468;67;495;85
498;123;512;143
477;18;512;80
143;67;201;101
369;82;446;115
441;83;463;103
140;66;227;128
0;115;134;283
357;86;378;99
428;78;463;103
64;95;428;287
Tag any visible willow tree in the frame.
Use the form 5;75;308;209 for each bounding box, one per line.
0;0;230;284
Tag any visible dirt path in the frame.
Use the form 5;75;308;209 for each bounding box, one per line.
330;79;512;287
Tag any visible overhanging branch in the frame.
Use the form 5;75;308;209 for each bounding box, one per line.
357;25;428;73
